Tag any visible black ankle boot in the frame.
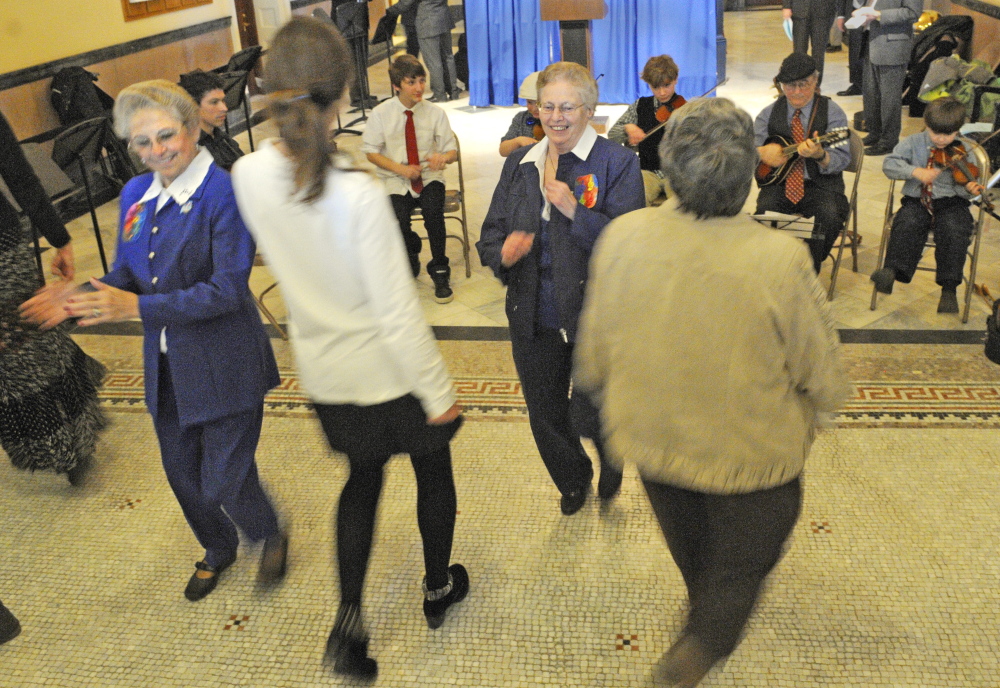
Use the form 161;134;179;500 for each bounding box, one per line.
423;564;469;629
325;604;377;680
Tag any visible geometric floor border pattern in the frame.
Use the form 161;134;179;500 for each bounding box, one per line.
99;370;1000;428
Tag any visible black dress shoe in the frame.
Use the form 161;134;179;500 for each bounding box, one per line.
257;531;289;587
864;144;893;156
0;601;21;645
861;134;879;146
826;44;842;52
937;289;959;313
560;482;591;515
184;555;236;601
423;563;469;629
837;84;862;96
597;465;623;500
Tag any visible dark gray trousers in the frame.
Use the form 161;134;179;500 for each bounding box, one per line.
643;476;802;659
863;60;907;149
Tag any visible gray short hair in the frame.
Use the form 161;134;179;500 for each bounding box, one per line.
536;62;598;112
658;98;756;218
112;79;200;139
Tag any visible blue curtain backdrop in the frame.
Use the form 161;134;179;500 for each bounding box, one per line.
466;0;718;107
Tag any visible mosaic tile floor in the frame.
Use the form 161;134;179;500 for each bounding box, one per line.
2;339;999;687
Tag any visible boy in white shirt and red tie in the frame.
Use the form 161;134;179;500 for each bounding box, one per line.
363;55;459;302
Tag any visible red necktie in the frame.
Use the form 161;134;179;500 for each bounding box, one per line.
785;108;805;204
404;109;423;194
920;149;935;215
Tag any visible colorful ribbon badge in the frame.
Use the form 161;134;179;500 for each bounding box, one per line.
575;174;598;208
122;201;151;243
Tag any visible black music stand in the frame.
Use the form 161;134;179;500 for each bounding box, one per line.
336;1;373;129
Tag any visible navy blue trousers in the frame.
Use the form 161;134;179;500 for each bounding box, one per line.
510;328;615;496
153;357;279;568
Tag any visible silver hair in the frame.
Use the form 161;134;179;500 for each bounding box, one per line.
658;98;757;218
536;62;598;112
112;79;200;139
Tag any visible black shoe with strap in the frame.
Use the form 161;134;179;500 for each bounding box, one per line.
423;564;470;629
184;554;236;601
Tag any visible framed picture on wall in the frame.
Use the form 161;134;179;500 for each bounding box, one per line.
122;0;213;22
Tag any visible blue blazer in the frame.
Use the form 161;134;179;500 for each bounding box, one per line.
103;164;279;427
477;136;644;342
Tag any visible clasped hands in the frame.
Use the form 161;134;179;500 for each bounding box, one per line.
499;179;579;267
19;277;139;330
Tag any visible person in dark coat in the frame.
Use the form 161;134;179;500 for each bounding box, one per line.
2;109;105;484
477;62;644;516
179;69;244;171
783;0;840;83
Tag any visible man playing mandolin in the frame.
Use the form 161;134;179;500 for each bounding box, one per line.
754;53;851;272
608;55;686;206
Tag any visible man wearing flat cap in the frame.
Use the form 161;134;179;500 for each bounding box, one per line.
754;53;851;273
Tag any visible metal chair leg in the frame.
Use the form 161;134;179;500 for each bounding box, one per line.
77;157;108;274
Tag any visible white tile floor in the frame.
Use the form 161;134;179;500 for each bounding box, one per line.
5;14;1000;686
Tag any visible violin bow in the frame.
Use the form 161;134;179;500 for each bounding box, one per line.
642;77;730;138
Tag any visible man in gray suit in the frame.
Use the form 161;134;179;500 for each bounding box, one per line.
853;0;921;156
387;0;458;102
783;0;840;84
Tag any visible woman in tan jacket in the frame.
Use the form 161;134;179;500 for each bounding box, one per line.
574;97;848;687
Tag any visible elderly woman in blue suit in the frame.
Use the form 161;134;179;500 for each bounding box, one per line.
22;80;287;601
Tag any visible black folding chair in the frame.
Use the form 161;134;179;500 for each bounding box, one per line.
50;117;130;274
218;70;257;152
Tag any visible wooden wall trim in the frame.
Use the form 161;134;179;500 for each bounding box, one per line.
0;16;232;92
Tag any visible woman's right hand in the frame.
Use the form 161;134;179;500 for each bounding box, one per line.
19;280;79;330
428;403;461;425
500;230;535;267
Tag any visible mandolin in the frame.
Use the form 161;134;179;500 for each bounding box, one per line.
755;126;850;187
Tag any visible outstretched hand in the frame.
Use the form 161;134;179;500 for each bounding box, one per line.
19;280;79;330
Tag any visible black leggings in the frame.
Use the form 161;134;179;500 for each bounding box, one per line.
314;398;458;606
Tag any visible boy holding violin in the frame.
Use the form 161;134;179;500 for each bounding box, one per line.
499;72;543;158
608;55;686;206
871;97;986;314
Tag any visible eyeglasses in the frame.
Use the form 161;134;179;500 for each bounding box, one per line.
781;79;815;92
129;128;179;153
539;103;585;116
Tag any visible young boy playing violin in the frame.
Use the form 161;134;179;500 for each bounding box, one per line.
871;97;986;314
608;55;685;206
499;72;543;158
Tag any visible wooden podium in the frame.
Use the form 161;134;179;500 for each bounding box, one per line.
540;0;606;73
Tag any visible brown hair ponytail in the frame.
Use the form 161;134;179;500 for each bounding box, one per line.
264;17;354;203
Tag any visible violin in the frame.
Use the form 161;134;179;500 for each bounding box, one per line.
633;80;728;146
930;141;993;211
531;118;544;141
653;94;688;127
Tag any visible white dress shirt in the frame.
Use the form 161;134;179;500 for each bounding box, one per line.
519;124;598;221
361;97;457;197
